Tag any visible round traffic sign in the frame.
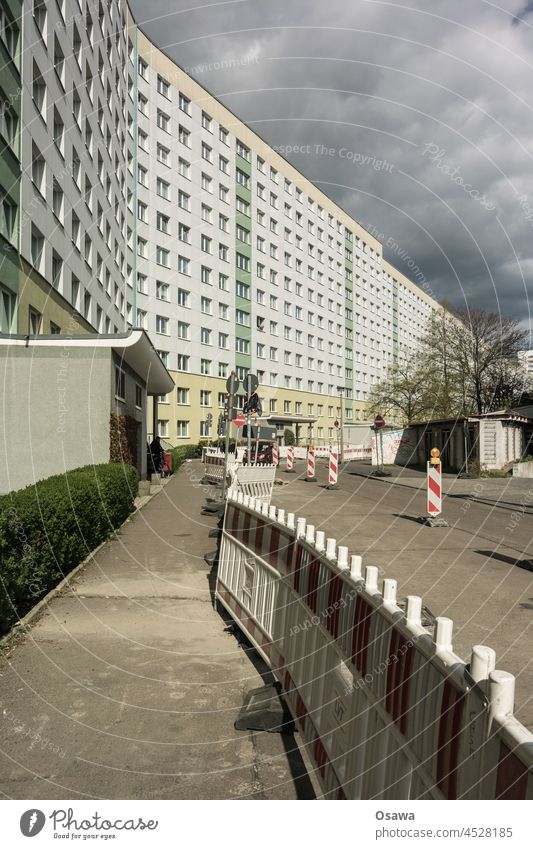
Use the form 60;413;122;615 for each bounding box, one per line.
226;372;240;394
243;373;259;394
374;414;385;429
233;412;246;427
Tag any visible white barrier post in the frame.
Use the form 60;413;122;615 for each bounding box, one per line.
285;445;295;474
272;443;278;467
326;447;338;490
305;446;317;483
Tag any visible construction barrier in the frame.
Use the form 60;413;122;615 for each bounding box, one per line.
327;448;338;489
229;464;277;505
272;443;279;467
216;494;533;800
427;461;442;516
203;449;239;485
305;448;317;482
285;445;295;473
279;445;372;461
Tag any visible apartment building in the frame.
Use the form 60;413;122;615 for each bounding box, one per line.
0;0;440;445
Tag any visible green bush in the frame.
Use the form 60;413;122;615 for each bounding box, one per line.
284;428;295;446
0;463;137;637
170;443;202;472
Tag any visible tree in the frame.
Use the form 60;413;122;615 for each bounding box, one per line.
426;308;528;415
367;354;437;424
284;428;295;446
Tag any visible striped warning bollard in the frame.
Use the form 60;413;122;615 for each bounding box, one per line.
326;447;338;490
272;443;278;467
285;445;295;474
305;446;317;482
423;448;448;526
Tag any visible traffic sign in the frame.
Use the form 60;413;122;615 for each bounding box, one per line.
233;412;246;427
374;414;385;430
226;372;240;394
243;373;259;394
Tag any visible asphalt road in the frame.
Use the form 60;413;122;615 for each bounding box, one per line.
273;459;533;732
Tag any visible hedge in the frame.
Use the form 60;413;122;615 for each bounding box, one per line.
0;463;137;636
170;443;202;471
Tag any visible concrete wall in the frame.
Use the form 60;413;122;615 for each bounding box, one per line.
0;346;111;494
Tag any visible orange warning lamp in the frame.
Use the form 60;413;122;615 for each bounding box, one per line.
430;447;441;466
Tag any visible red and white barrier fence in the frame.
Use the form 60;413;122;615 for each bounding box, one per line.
272;443;278;467
216;494;533;800
279;445;372;461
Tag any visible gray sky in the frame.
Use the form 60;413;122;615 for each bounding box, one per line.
130;0;533;337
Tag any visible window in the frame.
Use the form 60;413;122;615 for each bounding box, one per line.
236;309;249;326
236;282;250;299
157;420;169;438
178;190;190;210
219;332;229;349
236;252;250;271
219;126;229;144
236;168;249;188
202;111;212;131
54;35;65;86
201;204;212;223
177;354;190;371
32;62;46;116
201;142;212;162
1;191;16;242
115;366;126;400
138;164;147;186
156;178;170;200
177;321;189;340
236;196;250;216
157;75;170;98
219;155;229;174
51;251;62;289
28;306;42;335
200;390;211;407
201;173;212;192
30;225;44;270
236;140;250;161
177;288;190;307
219;214;229;233
219;243;229;261
201;296;212;314
178;92;191;114
201;266;212;285
178;222;191;244
156;281;169;301
156;246;170;267
157;212;170;233
156;315;169;334
33;0;47;37
219;273;229;291
176;387;189;404
200;359;211;375
201;235;212;254
157;144;170;166
178;255;190;274
176;420;189;438
178;125;190;146
236;224;250;244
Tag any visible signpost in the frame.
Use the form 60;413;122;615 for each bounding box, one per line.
374;413;385;473
222;372;240;499
243;373;259;466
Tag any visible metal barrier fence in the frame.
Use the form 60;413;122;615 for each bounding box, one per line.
229;466;277;505
216;493;533;800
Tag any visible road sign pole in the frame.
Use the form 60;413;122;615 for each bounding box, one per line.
221;414;231;500
379;428;384;472
247;404;252;467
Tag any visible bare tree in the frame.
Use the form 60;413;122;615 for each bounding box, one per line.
433;308;528;414
367;353;438;424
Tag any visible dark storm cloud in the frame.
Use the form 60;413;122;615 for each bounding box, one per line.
130;0;533;336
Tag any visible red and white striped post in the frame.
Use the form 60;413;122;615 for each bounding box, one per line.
425;447;447;525
272;443;278;467
327;446;338;490
305;446;317;482
285;445;295;474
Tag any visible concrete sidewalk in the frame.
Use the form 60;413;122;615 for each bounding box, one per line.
0;463;315;800
346;461;533;512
